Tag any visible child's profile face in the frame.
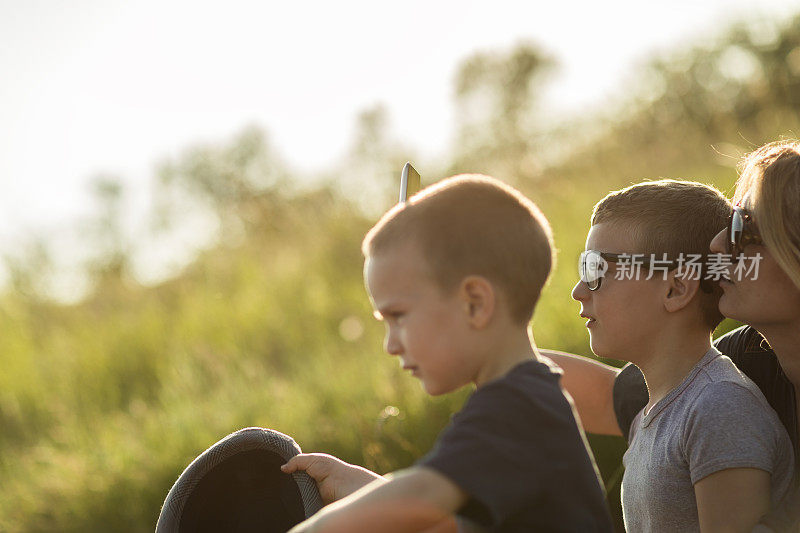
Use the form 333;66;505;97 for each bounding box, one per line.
364;242;474;396
570;223;667;361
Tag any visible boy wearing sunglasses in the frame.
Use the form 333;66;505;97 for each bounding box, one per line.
549;180;794;532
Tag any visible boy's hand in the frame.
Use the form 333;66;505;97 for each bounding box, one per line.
281;453;386;504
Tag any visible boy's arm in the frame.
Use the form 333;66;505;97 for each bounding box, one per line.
687;382;788;532
539;349;623;436
694;467;771;533
288;466;465;533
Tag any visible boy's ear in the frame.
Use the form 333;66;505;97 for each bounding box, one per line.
459;276;495;328
663;271;701;313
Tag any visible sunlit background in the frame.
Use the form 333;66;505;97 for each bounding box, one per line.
3;0;798;298
1;1;799;530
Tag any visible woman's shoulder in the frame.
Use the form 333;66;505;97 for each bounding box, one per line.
713;324;791;389
714;325;776;365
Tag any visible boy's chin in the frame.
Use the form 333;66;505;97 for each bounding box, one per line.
421;385;447;396
421;380;458;396
717;293;744;323
588;338;610;359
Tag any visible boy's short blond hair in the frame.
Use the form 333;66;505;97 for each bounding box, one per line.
591;179;731;330
362;175;554;325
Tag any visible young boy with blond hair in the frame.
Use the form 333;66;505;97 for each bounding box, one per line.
284;175;612;532
546;179;795;531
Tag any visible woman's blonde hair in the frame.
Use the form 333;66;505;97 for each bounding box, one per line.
734;140;800;290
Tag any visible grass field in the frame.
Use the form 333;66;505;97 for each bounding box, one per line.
3;12;799;527
0;167;746;531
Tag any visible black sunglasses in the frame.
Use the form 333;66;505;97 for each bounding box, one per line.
578;250;676;291
726;206;763;257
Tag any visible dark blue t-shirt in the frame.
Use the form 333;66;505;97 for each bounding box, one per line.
418;359;613;532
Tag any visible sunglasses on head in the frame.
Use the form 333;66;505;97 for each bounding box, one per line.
578;250;672;291
726;206;762;257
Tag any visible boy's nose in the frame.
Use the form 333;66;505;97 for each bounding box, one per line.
384;330;402;356
571;280;589;301
709;228;727;254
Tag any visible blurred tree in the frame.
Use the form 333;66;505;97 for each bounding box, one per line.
612;14;800;169
3;238;54;301
451;43;555;181
155;126;290;240
336;104;413;216
86;175;130;283
531;14;800;196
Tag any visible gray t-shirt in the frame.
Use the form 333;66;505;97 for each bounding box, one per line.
622;347;795;533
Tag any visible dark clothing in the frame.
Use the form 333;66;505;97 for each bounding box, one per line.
714;326;798;453
613;325;799;532
419;359;613;532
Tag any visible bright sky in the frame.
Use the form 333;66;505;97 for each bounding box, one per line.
1;0;797;294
